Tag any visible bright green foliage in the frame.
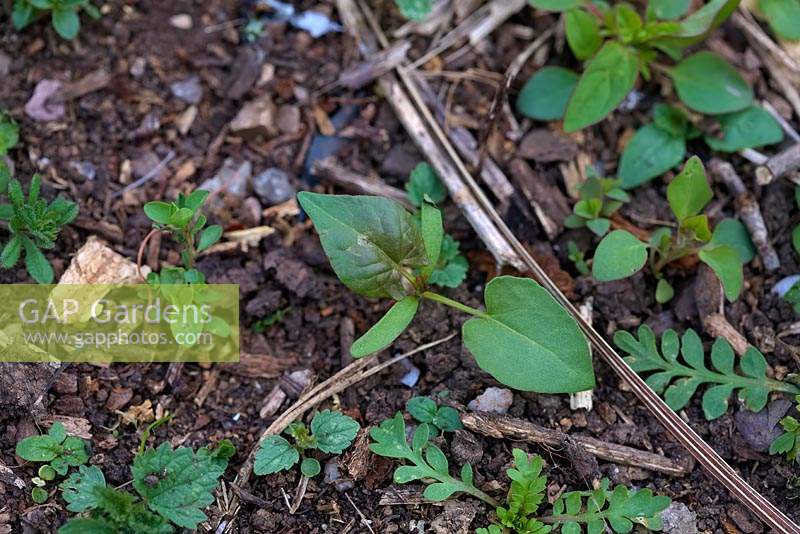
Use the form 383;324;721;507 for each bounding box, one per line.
12;0;101;40
463;276;594;393
567;240;590;275
615;325;800;419
1;174;78;283
254;410;359;477
759;0;800;40
593;157;745;302
31;486;49;503
407;163;446;206
0;111;19;156
524;0;743;131
704;106;784;152
477;449;671;533
564;173;630;236
670;52;752;114
58;441;233;533
144;189;223;278
771;395;800;463
709;219;755;264
394;0;432;20
406;396;463;433
428;234;468;287
369;413;495;504
517;66;579;121
300;192;593;393
16;422;89;478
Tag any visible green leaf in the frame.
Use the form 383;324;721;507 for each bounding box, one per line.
52;7;81;39
197;225;223;252
183;189;210;210
655;278;674;303
671;52;752;114
760;0;800;40
12;1;35;30
1;235;22;268
564;42;639;132
794;225;800;256
586;217;610;236
709;218;755;263
144;201;174;225
132;442;232;529
254;435;300;475
420;200;443;278
406;162;446;206
698;244;743;301
666;156;712;221
704;106;784;152
0;161;10;194
591;230;648;281
0;115;19;156
433;406;463;432
770;431;797;456
395;0;432;21
61;436;89;467
15;434;62;462
529;0;584;11
566;9;602;60
652;0;739;47
298;192;427;300
38;465;56;481
423;482;459;501
351;296;419;357
615;325;795;420
31;487;49;504
648;0;691;20
619;124;686;189
58;519;117;534
22;236;54;284
462;276;594;393
517;67;579;121
60;465;106;512
311;410;360;454
653;104;690;137
300;457;321;477
407;397;437;424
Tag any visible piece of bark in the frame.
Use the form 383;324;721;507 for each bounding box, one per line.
462;411;693;476
59;236;147;284
710;159;780;271
224;46;265;100
339;41;411;89
221;351;298;378
755;143;800;185
50;68;111;103
704;313;750;356
518;129;578;162
509;159;570;239
312;157;411;208
0;458;26;490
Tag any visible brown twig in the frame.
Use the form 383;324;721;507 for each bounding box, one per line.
311;157;412;208
462;412;692;476
755;143;800;185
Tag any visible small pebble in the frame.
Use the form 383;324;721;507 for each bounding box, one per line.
324;459;339;483
70;161;96;181
468;387;513;414
334;479;354;492
170;75;203;105
399;359;420;388
252;168;296;206
129;57;146;78
169;14;193;30
661;502;698;534
773;275;800;298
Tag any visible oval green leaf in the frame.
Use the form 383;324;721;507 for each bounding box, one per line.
517;67;579;121
529;0;584;11
619;124;686;189
300;457;321;478
698;244;743;301
351;296;419;358
704;106;784;152
591;230;648;281
566;9;602;60
564;42;639;132
462;276;594;393
760;0;800;40
671;52;752;114
197;225;223;252
666;156;711;222
709;218;755;263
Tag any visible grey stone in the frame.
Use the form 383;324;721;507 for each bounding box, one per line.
252;168;295;206
170;75;203;104
661;502;697;534
468;387;513;414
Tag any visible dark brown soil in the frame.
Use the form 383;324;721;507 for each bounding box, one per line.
1;1;799;533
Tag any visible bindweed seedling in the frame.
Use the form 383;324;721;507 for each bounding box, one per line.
476;449;671;534
615;325;800;420
297;191;595;394
394;0;432;21
591;157;753;303
563;171;630;236
12;0;101;40
254;410;360;479
771;395;800;464
1;174;79;284
406;396;463;434
57;440;235;533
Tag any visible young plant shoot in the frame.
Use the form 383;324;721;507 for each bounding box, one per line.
591;156;753;303
563;171;630;236
771;395;800;464
297;191;595;394
12;0;101;40
616;325;800;420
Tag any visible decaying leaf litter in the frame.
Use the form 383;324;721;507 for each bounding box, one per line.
2;0;800;532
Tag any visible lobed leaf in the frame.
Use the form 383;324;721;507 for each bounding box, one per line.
60;465;107;512
310;409;360;454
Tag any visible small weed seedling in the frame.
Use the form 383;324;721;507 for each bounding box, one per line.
616;325;800;420
0;111;19;157
297;191;594;394
406;163;469;288
251;305;292;333
394;0;432;21
12;0;100;40
771;395;800;464
520;0;784;188
16;422;89;504
563;171;630;236
57;440;234;533
254;410;360;479
591;157;753;303
566;240;590;276
406;396;462;434
1;174;79;284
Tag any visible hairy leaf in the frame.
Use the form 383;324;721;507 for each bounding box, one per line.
671;52;752;114
615;325;799;419
298;192;427;300
463;276;594;393
60;465;107;512
592;230;648;281
517;67;579;121
310;410;360;454
564;42;639;132
254;435;300;475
